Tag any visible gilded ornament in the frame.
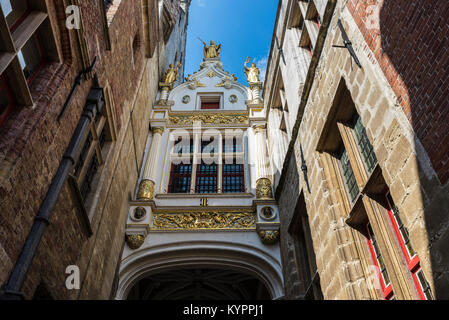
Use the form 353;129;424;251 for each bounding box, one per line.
253;125;265;133
200;39;221;59
152;212;256;230
229;95;238;103
207;70;216;78
215;80;227;87
152;127;165;135
137;179;155;200
161;62;182;86
244;57;261;83
256;178;273;199
169;113;249;125
258;230;280;245
182;95;191;104
131;207;147;222
194;79;207;87
125;234;145;250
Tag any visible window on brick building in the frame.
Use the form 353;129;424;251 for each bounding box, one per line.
0;74;15;127
0;0;59;128
289;193;323;300
167;133;245;194
69;86;116;214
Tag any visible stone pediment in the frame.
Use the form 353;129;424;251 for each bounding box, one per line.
166;59;250;111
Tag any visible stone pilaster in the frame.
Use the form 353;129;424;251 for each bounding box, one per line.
137;127;165;200
253;125;273;199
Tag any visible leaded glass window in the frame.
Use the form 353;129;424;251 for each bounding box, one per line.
338;147;359;202
168;163;192;193
352;114;377;173
195;162;217;193
223;163;244;193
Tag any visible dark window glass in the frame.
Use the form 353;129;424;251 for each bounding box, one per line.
386;192;415;258
80;153;99;200
195;162;217;193
18;32;44;81
73;132;93;177
352;114;377;173
201;137;217;154
0;75;14;126
168;163;192;193
201;102;219;109
223;137;242;153
1;0;30;30
367;223;391;287
338;147;359;202
174;138;193;154
223;162;244;193
417;270;433;300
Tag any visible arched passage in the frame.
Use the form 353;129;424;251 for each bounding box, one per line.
115;241;284;300
126;268;271;300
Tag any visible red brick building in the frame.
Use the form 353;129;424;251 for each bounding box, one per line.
0;0;190;299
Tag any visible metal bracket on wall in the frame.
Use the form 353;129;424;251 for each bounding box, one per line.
332;19;362;69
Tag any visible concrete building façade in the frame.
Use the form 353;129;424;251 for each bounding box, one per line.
1;0;449;301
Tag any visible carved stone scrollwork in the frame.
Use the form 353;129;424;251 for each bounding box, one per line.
258;230;280;245
125;234;145;250
256;178;273;199
136;179;155;200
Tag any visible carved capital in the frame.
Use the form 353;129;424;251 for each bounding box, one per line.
252;125;266;133
137;179;155;200
151;127;165;135
256;178;273;199
258;230;280;245
125;234;145;250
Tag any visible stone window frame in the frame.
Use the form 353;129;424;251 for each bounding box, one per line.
288;192;324;300
165;130;246;194
0;0;60;127
68;83;117;222
316;79;428;300
294;0;321;57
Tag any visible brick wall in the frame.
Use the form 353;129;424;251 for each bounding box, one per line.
0;0;170;299
347;0;449;185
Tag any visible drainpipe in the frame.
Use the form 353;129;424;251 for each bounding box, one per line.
0;96;98;300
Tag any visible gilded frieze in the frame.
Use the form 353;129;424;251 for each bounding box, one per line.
169;113;249;125
152;211;256;230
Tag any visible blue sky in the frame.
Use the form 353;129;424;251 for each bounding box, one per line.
184;0;278;86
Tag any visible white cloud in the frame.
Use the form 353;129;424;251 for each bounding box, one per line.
254;55;268;82
197;0;206;7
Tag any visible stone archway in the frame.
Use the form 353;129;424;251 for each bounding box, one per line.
126;268;271;300
115;241;284;300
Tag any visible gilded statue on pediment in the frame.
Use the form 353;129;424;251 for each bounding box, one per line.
244;56;261;83
200;39;221;59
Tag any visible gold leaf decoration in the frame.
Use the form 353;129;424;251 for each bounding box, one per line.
152;212;256;230
169;114;249;125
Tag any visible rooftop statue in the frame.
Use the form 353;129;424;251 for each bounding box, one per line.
244;57;260;83
200;38;221;59
162;62;182;85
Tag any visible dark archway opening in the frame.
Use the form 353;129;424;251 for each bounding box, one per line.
126;268;271;300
